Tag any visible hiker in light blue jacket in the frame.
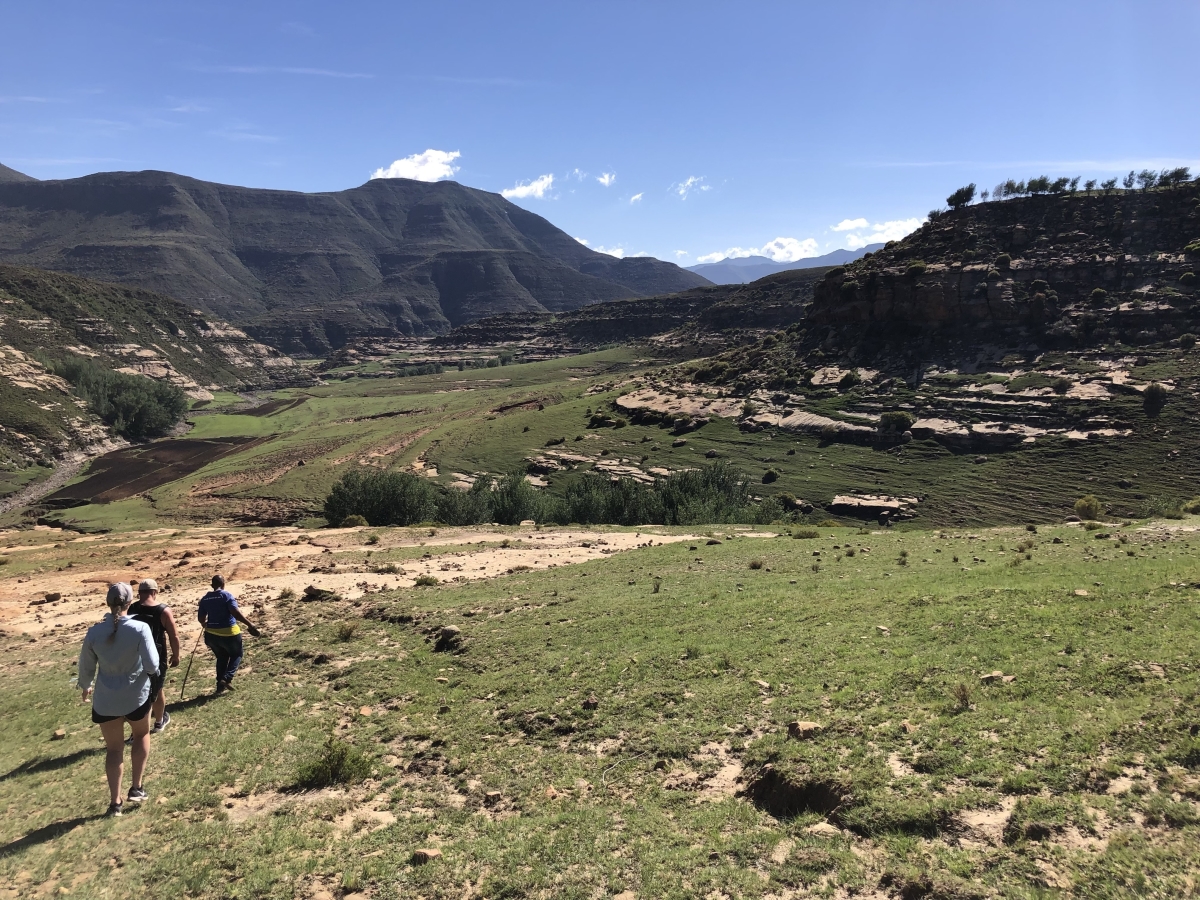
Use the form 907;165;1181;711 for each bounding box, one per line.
78;582;160;817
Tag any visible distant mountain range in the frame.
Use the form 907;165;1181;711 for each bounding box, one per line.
686;245;883;284
0;164;709;354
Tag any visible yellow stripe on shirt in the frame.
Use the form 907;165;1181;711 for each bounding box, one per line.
204;624;241;636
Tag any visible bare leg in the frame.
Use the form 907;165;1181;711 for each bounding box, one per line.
98;719;127;805
151;688;165;726
128;713;151;790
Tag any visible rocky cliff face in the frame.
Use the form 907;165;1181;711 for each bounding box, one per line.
809;183;1200;347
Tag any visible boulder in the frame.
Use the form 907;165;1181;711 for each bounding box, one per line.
412;848;442;864
433;625;462;653
44;592;62;603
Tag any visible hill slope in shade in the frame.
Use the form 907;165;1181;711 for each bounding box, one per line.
0;163;35;183
687;244;882;284
0;168;710;354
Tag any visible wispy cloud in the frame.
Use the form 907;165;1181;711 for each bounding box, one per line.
831;217;924;249
674;250;689;259
575;237;589;245
568;168;588;181
593;245;625;258
195;65;372;79
372;149;461;182
597;171;616;187
169;101;210;113
697;236;819;264
0;95;58;104
502;173;554;200
211;126;279;143
674;175;710;199
629;192;644;204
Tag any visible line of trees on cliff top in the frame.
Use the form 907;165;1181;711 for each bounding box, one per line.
943;166;1194;211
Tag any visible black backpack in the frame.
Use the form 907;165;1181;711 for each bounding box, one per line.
129;601;168;666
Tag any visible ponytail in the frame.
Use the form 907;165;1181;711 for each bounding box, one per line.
105;582;133;642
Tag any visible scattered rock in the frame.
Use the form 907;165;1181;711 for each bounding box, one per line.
51;729;66;741
1074;589;1089;597
435;676;449;683
706;539;722;545
974;455;989;464
980;671;1015;684
876;625;890;636
583;695;600;710
1118;478;1133;488
412;848;442;864
805;822;841;836
1052;537;1064;544
359;706;372;716
672;438;687;448
900;719;918;734
302;585;340;602
787;720;822;740
484;791;502;805
1065;515;1082;523
43;592;62;603
705;449;718;458
754;679;770;691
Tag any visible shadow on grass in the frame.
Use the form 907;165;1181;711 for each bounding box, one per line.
165;693;215;714
0;814;105;856
0;747;103;783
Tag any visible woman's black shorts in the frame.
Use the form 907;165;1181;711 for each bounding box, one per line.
92;694;154;724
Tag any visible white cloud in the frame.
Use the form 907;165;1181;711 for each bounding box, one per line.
501;173;555;199
832;218;869;232
593;245;625;258
569;168;587;180
696;236;820;264
675;175;710;199
831;216;925;249
629;192;644;204
371;149;461;182
675;250;689;259
597;172;616;187
574;237;589;245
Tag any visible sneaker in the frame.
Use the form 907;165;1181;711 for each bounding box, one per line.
127;787;148;804
106;802;123;817
214;682;226;695
150;712;171;734
221;679;235;692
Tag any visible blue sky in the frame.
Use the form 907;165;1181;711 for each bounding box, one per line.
3;1;1197;265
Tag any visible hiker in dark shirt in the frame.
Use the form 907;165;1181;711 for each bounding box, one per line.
129;579;181;734
197;574;260;694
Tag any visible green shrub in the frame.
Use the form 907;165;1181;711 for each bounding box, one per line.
1052;377;1072;394
879;410;915;433
334;622;358;642
339;514;368;528
1180;333;1196;349
946;183;976;209
436;479;492;525
838;370;861;391
414;574;439;587
748;558;765;570
817;519;839;528
1074;495;1103;520
1090;288;1109;307
762;468;780;484
995;253;1011;269
48;356;187;441
1182;498;1200;515
295;735;373;789
323;470;436;527
1185;240;1200;256
1143;382;1168;416
905;261;927;277
792;528;819;539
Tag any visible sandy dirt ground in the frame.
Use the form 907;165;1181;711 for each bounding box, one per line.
0;525;744;649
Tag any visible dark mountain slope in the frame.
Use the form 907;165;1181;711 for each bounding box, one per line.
0;163;35;183
0;169;709;353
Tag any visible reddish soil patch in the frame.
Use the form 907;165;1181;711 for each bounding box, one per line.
42;437;268;506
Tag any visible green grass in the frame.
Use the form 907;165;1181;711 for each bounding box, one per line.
2;521;1199;897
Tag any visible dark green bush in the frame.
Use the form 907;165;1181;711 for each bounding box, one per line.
1090;288;1109;307
762;468;780;484
1143;382;1168;416
946;183;976;209
295;735;373;788
339;514;368;528
1074;494;1103;520
436;479;492;525
1180;272;1196;286
49;356;187;441
995;253;1011;269
1179;333;1196;349
879;411;915;433
905;261;927;277
323;470;437;527
839;370;862;391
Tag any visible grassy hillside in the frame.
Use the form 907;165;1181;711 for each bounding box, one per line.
1;518;1197;898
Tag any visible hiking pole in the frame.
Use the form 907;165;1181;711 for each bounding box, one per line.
179;629;204;701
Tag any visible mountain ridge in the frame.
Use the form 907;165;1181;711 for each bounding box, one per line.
0;167;709;354
686;244;882;284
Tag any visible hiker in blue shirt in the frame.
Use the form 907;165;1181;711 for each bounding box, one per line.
197;574;260;694
78;582;160;816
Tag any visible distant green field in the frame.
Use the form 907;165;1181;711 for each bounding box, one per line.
2;520;1198;898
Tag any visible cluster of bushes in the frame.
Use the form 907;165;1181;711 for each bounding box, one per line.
970;167;1193;204
48;356;188;440
324;462;793;528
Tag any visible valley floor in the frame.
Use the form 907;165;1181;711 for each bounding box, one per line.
1;518;1198;899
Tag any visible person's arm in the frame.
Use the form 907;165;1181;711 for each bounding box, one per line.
139;623;159;675
197;595;207;627
229;602;261;637
78;636;97;702
160;606;182;667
